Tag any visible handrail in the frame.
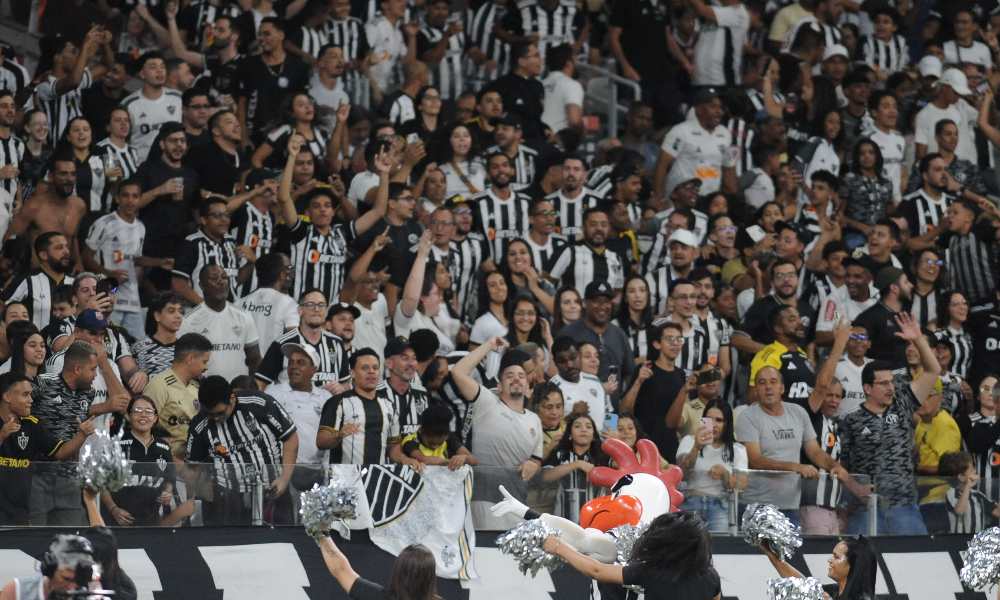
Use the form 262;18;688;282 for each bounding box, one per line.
576;63;641;139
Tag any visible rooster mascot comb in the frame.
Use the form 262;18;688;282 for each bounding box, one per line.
492;437;685;564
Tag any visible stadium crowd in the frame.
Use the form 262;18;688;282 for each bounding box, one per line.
0;0;999;536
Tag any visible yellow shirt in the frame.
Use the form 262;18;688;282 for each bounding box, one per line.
143;368;200;459
769;4;813;41
749;341;798;386
721;257;748;284
915;410;961;468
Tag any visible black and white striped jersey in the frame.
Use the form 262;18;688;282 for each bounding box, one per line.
959;411;1000;494
656;316;709;375
644;208;709;273
861;34;910;75
0;269;72;330
266;124;329;161
645;264;683;316
177;0;243;47
324;16;372;106
937;326;973;380
35;69;93;146
522;232;568;273
944;223;999;307
319;387;402;465
548;242;626;296
450;234;487;325
255;327;349;387
131;336;175;379
499;0;585;58
0;59;29;94
0;134;24;197
479;144;537;191
229;203;276;297
289;25;330;59
74;153;111;213
744;87;786;116
586;164;614;199
377;379;430;436
695;311;732;367
416;23;465;100
802;413;841;509
613;317;650;359
946;485;995;533
186;391;297;492
286;220;357;305
95;139;141;181
43;316;132;363
465;1;509;90
474;188;531;262
909;289;937;329
728;118;754;177
897;188;952;235
544;188;600;237
172;230;242;301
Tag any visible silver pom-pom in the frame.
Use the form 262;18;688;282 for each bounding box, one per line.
300;477;359;539
961;527;1000;589
768;577;825;600
497;519;565;577
607;523;649;566
77;430;132;493
742;502;802;562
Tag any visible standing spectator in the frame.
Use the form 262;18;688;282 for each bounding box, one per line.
239;253;300;352
549;207;627;296
914;69;977;162
540;45;584;138
141;333;211;460
942;10;994;71
228;169;281;297
559;281;634;403
749;304;817;407
540;412;606;521
865;91;906;201
340;233;390;363
96;107;141;182
834;324;874;416
815;257;877;346
620;321;685;461
465;0;509;92
394;233;456;354
523;199;567;275
550;336;611;424
687;0;751;90
731;259;816;363
839;140;894;248
186;375;299;525
308;44;351;133
481;43;546;141
544;154;601;238
0;92;23;206
956;376;1000;497
935;290;973;379
898;154;956;248
365;0;418;100
177;265;261;382
854;267;912;365
0;232;74;331
620;103;660;175
447;195;488;324
435;122;484;197
839;313;940;534
132;291;184;379
909;249;944;328
940;450;1000;533
480;113;537;192
380;336;430;435
860;8;909;79
474;153;531;262
913;381;960;475
416;0;465;101
323;0;372;107
941;198;1000;309
179;89;212;148
122;53;183;162
183;111;251;197
172;199;253;303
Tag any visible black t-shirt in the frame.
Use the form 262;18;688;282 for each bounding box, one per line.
235;55;310;141
81;86;126;141
353;217;423;288
854;302;907;367
967;306;1000;388
621;564;721;600
607;0;674;81
349;577;385;600
481;74;546;141
186;129;213;149
183;141;251;196
197;53;245;98
0;416;62;525
134;155;200;257
632;364;686;463
736;296;817;364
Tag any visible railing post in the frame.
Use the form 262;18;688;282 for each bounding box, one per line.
866;488;878;536
609;83;618;138
251;472;264;526
730;481;740;536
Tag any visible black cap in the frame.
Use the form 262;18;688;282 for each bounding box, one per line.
491;112;523;128
774;220;809;245
327;301;361;320
442;194;475;208
384;335;414;359
691;87;721;106
584;281;615;300
843;254;878;274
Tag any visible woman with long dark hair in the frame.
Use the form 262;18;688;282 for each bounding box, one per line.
542;412;608;521
48;116;109;212
0;302;29;363
253;92;332;172
838;139;894;248
761;536;878;600
613;274;653;365
506;296;546;347
910;249;947;328
18;109;52;203
320;535;441;600
399;85;443;144
542;511;721;600
934;290;973;380
553;286;582;335
434;122;485;197
8;329;46;377
498;239;555;316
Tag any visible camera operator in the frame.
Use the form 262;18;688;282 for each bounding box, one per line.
0;534;99;600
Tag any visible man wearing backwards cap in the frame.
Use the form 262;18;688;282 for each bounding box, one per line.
914;68;978;162
265;343;331;480
653;87;736;202
854;266;913;365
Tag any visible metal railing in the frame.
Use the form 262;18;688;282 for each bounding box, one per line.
577;63;641;139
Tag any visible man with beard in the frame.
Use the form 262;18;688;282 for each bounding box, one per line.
474;153;531;262
852;218;903;272
308;45;351;132
447;195;488;324
899;154;959;249
2;159;86;268
690;268;732;378
751;303;818;406
815;257;878;347
549;336;610;423
172;199;254;304
549;207;627;296
143;332;213;461
479;112;537;192
855;266;913;366
522;198;567;274
544;153;601;237
0;232;74;330
379;335;430;436
180;89;212;147
452;339;541;527
184;110;251;197
0;91;23;204
239;253;299;351
732;259;818;363
325;302;359;361
166;5;244;104
122;53;183;163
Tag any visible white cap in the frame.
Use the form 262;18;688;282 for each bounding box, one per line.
918;55;942;79
745;224;768;244
822;44;849;61
281;343;321;366
666;228;698;248
937;68;972;96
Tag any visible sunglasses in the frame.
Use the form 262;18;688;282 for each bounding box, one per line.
453;208;473;214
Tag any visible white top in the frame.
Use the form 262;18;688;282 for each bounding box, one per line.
122;88;183;163
353;294;389;364
366;15;407;92
85;212;145;313
660;120;732;197
816;285;878;332
308;71;351;132
439;160;486;198
470;385;544;466
177;302;260;382
867;128;906;201
943;40;994;71
265;380;330;466
541;71;585;133
834;356;872;417
691;4;751;86
914;99;978;163
550;372;611;426
744;167;776;209
393;305;456;355
239;287;300;352
676;435;748;497
347;170;380;208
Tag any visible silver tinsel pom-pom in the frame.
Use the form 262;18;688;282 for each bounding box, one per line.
300;478;359;539
77;430;132;493
960;527;1000;589
768;577;825;600
742;502;802;562
497;519;565;577
607;523;649;566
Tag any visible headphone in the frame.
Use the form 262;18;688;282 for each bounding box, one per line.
39;535;94;578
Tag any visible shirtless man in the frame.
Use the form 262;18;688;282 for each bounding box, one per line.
3;158;87;269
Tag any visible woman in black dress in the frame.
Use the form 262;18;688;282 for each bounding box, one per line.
760;536;878;600
319;535;440;600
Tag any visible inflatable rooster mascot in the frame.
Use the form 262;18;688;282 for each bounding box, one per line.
492;437;684;564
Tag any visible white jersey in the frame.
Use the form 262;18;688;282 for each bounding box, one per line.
239;287;300;352
914;99;978;163
691;4;751;87
85;212;146;313
353;294;389;364
943;40;994;71
816;285;879;333
541;71;584;133
550;373;612;426
866;128;906;200
178;302;259;382
366;15;407;93
834;356;872;417
121;88;183;162
265;381;331;466
660;120;732;197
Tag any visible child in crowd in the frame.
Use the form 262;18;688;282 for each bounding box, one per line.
940;451;1000;533
402;405;478;470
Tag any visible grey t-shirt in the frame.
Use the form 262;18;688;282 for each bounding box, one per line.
735;402;817;509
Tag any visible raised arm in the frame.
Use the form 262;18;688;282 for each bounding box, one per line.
398;230;433;318
896;312;941;403
453;335;508;401
978;89;1000;149
279;135;305;227
354;147;392;235
808;316;851;413
339;228;388;304
166;1;205;66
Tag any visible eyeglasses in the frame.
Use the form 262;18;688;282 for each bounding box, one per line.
203;406;229;419
207;211;231;219
430;220;454;227
981;386;994;393
849;334;869;340
131;407;156;414
187;103;211;109
663;336;683;343
532;210;558;217
773;272;798;280
301;302;328;310
951;299;968;306
454;208;473;214
717;226;738;234
872;380;895;387
921;259;943;266
682;182;701;190
514;310;536;317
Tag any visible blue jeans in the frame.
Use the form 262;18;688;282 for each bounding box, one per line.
679;495;730;532
846;503;929;535
112;310;145;341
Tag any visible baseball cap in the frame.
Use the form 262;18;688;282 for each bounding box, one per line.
246;168;281;191
77;309;110;332
667;228;698;248
734;224;768;250
492;112;523;128
584;281;615;300
822;44;849;61
327;301;361;320
691;87;721;106
874;266;905;291
918;55;942;79
385;335;414;359
281;343;320;366
442;194;474;208
774;220;809;245
842;254;877;274
937;68;972;95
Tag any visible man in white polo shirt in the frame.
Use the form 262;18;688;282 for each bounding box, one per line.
653;88;737;203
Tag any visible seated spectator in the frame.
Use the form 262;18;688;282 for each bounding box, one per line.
940;450;1000;533
402;404;477;470
541;412;607;523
